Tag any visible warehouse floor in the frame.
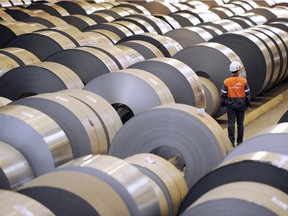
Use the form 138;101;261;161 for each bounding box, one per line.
218;78;288;142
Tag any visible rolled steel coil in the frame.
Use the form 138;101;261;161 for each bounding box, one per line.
118;32;183;57
169;12;202;27
0;1;12;7
83;31;114;46
45;46;119;84
206;19;244;32
171;2;194;11
109;7;137;17
113;2;151;15
0;97;11;107
84;68;174;123
26;3;70;17
196;24;224;37
183;1;210;10
12;93;108;157
61;14;97;31
278;111;288;123
199;77;220;117
59;154;167;216
181;182;288;215
155;15;182;30
19;170;130;215
20;15;69;28
114;45;146;66
218;3;246;14
234;12;268;25
0;61;84;100
225;123;288;160
141;2;178;15
230;1;254;11
108;103;232;189
125;153;188;216
173;42;244;117
55;1;96;15
250;7;278;20
126;14;173;34
210;6;234;19
4;8;48;21
210;31;273;97
116;40;164;59
227;16;255;28
0;10;15;22
267;20;288;32
0;21;43;48
59;89;123;147
0;141;34;190
113;20;145;35
128;57;206;108
179;151;288;213
84;22;133;39
5;31;77;61
179;9;221;23
10;0;24;6
0;189;55;215
0;104;72;176
0;47;40;66
88;12;115;24
92;9;122;20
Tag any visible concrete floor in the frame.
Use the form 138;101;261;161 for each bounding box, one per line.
217;78;288;142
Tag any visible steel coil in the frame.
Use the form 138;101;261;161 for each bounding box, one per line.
0;61;84;100
113;2;151;15
26;3;70;17
0;104;72;176
154;15;181;30
108;103;232;189
120;16;157;33
0;189;55;215
169;12;202;27
181;182;288;216
88;12;115;24
278;111;288;123
0;53;19;77
0;97;11;107
0;141;34;190
128;57;206;108
55;1;96;15
0;47;40;66
62;14;97;31
45;46;119;84
13;93;108;156
89;29;121;44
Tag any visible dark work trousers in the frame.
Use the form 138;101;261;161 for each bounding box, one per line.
226;106;246;145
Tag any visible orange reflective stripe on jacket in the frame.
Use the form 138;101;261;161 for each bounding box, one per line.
224;77;247;98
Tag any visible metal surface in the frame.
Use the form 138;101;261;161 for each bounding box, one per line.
0;141;34;190
128;57;206;108
46;46;119;84
13;93;107;157
169;12;202;27
109;103;231;189
0;189;55;215
0;47;40;66
0;62;84;100
0;54;19;77
125;153;188;216
19;170;128;215
0;104;72;176
182;182;288;215
26;2;70;17
60;154;164;216
90;29;121;44
0;97;11;108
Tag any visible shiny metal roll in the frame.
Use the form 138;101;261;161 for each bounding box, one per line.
88;12;115;24
113;2;151;15
181;182;288;216
210;31;272;98
113;20;145;35
59;89;123;147
0;61;84;100
141;2;178;15
169;12;202;27
62;14;97;31
0;21;43;48
228;16;255;28
5;31;77;61
127;14;173;34
0;141;34;190
45;46;119;84
225;123;288;159
0;104;72;176
181;9;221;23
18;170;130;215
109;103;232;189
84;69;174;123
0;54;19;77
210;6;234;19
199;77;220;117
115;45;145;66
125;153;188;216
109;7;133;17
0;189;55;215
116;40;164;59
184;1;210;10
208;19;244;32
59;154;166;216
56;1;96;15
173;42;244;117
154;15;181;30
197;24;224;37
0;1;11;7
0;97;11;107
251;7;278;20
83;32;114;46
278;111;288;123
118;32;182;57
220;3;246;14
128;57;206;108
179;151;288;213
0;11;15;22
267;21;288;32
230;1;254;11
90;29;121;44
21;14;68;28
0;47;40;66
235;12;267;25
26;2;70;17
13;93;108;156
164;27;213;48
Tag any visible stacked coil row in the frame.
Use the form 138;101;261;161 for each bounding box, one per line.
0;0;287;215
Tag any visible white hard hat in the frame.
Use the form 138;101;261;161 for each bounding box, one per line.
229;61;242;72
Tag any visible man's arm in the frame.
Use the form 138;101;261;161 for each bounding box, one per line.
245;82;251;107
221;84;228;107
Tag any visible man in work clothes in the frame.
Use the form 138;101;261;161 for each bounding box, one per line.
221;61;251;147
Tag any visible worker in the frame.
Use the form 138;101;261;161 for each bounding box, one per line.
221;61;251;147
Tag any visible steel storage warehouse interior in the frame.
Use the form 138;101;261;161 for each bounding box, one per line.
0;0;288;215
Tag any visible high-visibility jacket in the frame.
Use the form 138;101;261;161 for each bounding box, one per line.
221;75;250;108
